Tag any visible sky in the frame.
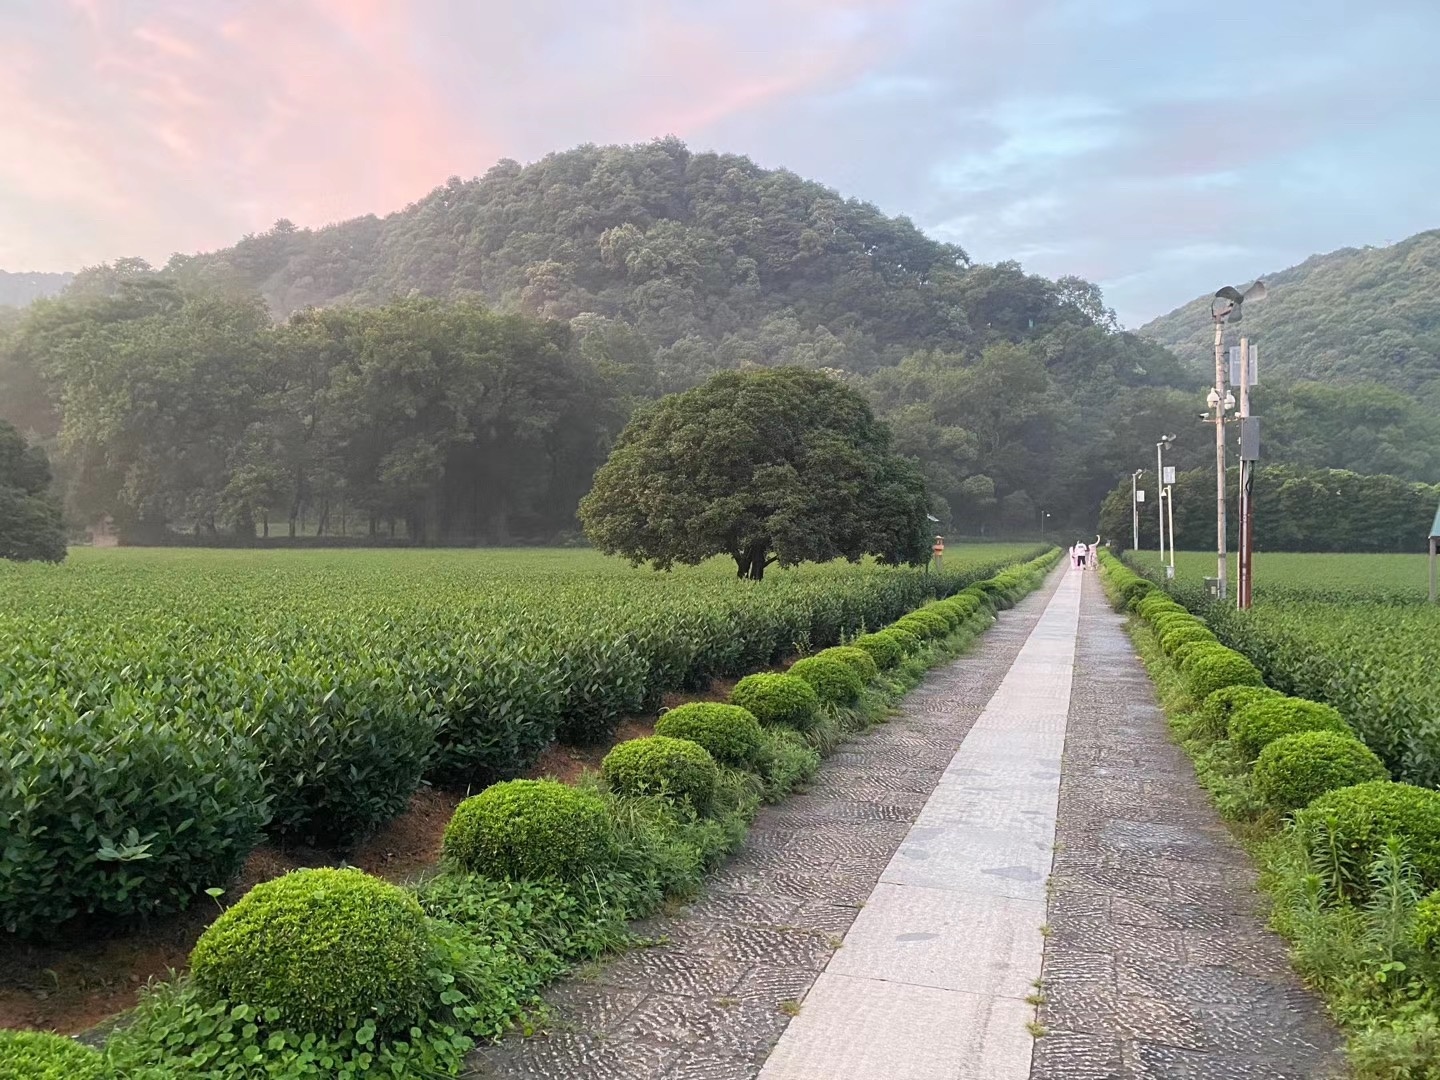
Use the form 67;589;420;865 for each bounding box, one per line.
2;0;1437;326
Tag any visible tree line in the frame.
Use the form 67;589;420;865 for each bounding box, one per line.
1099;464;1440;554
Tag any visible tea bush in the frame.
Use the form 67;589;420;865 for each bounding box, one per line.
443;780;613;880
190;868;432;1033
601;736;720;811
1252;731;1388;812
0;696;268;937
887;627;923;655
654;703;764;769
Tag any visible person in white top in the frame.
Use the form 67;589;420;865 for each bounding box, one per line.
1075;541;1088;569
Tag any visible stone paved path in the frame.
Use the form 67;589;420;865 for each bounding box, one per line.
1031;570;1344;1079
466;567;1345;1080
464;570;1063;1080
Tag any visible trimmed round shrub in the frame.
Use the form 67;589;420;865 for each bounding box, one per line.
655;703;763;769
602;735;720;811
887;627;923;655
1231;696;1350;762
1196;685;1285;743
1160;623;1217;656
1253;731;1388;812
1183;645;1264;701
814;645;880;683
190;868;431;1032
1120;578;1155;609
1152;611;1203;637
0;1031;109;1080
894;610;950;640
787;655;865;705
731;673;821;731
1295;781;1440;898
1138;593;1186;620
853;631;903;670
918;602;962;631
443;779;613;879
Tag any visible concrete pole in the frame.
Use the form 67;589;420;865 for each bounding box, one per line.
1237;337;1253;610
1431;537;1437;604
1213;317;1228;600
1156;442;1166;563
1132;471;1141;551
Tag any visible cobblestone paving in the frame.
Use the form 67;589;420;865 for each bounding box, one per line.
463;571;1063;1080
1030;572;1345;1080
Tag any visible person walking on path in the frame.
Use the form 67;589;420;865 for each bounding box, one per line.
1074;541;1088;570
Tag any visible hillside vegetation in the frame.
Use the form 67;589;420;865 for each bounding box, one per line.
6;140;1432;543
1140;230;1440;400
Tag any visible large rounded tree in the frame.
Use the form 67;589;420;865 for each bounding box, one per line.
580;367;930;579
0;419;66;562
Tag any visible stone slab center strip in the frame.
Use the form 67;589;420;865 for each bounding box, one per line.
758;569;1083;1080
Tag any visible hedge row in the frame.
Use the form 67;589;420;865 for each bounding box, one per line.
19;549;1064;1078
1103;550;1440;902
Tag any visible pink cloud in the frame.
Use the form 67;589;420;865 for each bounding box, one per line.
0;0;908;269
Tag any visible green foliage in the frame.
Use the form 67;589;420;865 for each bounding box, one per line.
601;736;720;811
1182;644;1265;701
1413;890;1440;955
1296;781;1440;900
1141;230;1440;448
0;698;268;937
1196;685;1286;744
580;367;931;580
894;609;951;640
1104;465;1440;555
1230;696;1352;762
852;631;904;670
887;627;923;655
190;868;431;1033
730;672;822;731
442;780;614;880
753;727;821;800
1159;622;1217;655
813;645;880;683
654;703;764;769
0;1030;109;1079
1252;731;1389;812
787;655;865;706
0;419;65;563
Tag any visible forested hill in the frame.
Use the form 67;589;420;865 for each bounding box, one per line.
166;138;1172;387
0;271;72;308
1139;230;1440;400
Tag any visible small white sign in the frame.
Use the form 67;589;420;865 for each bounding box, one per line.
1136;490;1146;503
1162;466;1176;485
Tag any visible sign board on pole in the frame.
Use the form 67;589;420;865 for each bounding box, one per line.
1228;345;1258;386
1162;466;1176;485
1136;490;1145;503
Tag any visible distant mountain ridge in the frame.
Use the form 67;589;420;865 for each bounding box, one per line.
0;271;73;308
1139;230;1440;399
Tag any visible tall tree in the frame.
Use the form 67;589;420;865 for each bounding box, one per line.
580;367;930;579
0;419;65;562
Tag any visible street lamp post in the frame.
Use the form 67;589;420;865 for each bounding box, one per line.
1131;468;1143;551
1039;509;1051;540
1208;282;1266;601
1155;435;1175;566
